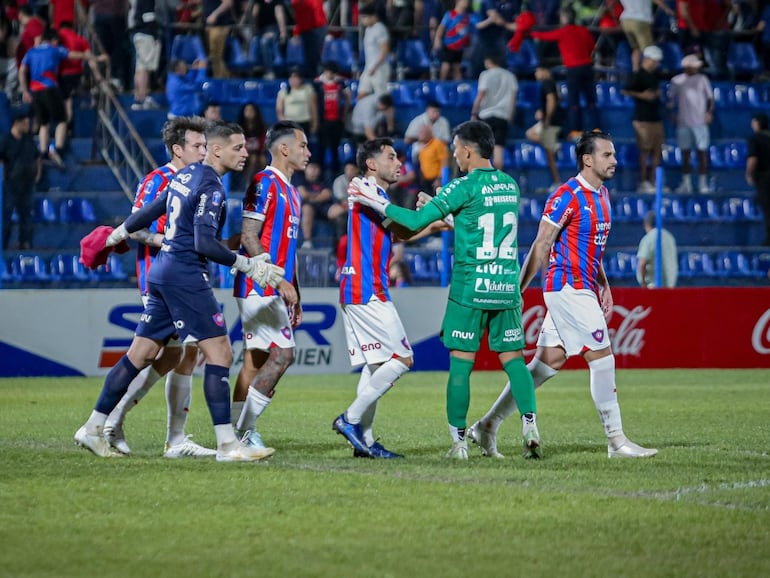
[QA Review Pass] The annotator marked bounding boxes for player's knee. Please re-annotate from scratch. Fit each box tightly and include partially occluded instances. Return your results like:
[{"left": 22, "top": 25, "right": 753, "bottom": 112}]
[{"left": 272, "top": 346, "right": 295, "bottom": 371}]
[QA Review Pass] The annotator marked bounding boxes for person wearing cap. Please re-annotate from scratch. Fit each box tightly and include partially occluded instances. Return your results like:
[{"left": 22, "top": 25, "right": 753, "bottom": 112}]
[
  {"left": 669, "top": 53, "right": 713, "bottom": 194},
  {"left": 0, "top": 108, "right": 40, "bottom": 250},
  {"left": 619, "top": 0, "right": 676, "bottom": 71},
  {"left": 746, "top": 113, "right": 770, "bottom": 246},
  {"left": 622, "top": 44, "right": 665, "bottom": 194}
]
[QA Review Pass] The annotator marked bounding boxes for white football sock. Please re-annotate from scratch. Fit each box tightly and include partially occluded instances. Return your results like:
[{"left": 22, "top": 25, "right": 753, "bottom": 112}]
[
  {"left": 236, "top": 387, "right": 272, "bottom": 431},
  {"left": 351, "top": 366, "right": 376, "bottom": 445},
  {"left": 231, "top": 401, "right": 245, "bottom": 430},
  {"left": 589, "top": 355, "right": 624, "bottom": 439},
  {"left": 346, "top": 359, "right": 409, "bottom": 425},
  {"left": 85, "top": 410, "right": 109, "bottom": 434},
  {"left": 106, "top": 366, "right": 162, "bottom": 427},
  {"left": 165, "top": 371, "right": 192, "bottom": 446},
  {"left": 449, "top": 424, "right": 465, "bottom": 442},
  {"left": 214, "top": 424, "right": 237, "bottom": 446}
]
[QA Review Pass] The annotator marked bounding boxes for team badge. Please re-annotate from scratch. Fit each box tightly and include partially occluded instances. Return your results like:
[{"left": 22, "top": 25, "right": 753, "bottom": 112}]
[
  {"left": 592, "top": 329, "right": 605, "bottom": 342},
  {"left": 213, "top": 312, "right": 225, "bottom": 327},
  {"left": 401, "top": 338, "right": 411, "bottom": 351},
  {"left": 281, "top": 327, "right": 292, "bottom": 339}
]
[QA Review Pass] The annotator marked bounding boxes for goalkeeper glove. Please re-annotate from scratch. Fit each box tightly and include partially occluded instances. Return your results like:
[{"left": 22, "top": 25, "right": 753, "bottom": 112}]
[
  {"left": 105, "top": 223, "right": 129, "bottom": 247},
  {"left": 348, "top": 177, "right": 390, "bottom": 215},
  {"left": 232, "top": 254, "right": 286, "bottom": 289}
]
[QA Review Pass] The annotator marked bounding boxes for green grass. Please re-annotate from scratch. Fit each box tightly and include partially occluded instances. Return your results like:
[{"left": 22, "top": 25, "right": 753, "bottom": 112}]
[{"left": 1, "top": 370, "right": 769, "bottom": 578}]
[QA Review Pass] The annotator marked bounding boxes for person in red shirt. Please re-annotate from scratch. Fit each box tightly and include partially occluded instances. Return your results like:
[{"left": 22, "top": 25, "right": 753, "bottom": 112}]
[
  {"left": 15, "top": 5, "right": 45, "bottom": 68},
  {"left": 530, "top": 6, "right": 597, "bottom": 136},
  {"left": 56, "top": 21, "right": 95, "bottom": 127},
  {"left": 315, "top": 61, "right": 351, "bottom": 175},
  {"left": 290, "top": 0, "right": 327, "bottom": 79}
]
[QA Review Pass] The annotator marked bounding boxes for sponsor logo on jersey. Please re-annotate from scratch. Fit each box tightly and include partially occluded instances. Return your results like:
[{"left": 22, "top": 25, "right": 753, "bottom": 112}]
[
  {"left": 361, "top": 342, "right": 382, "bottom": 352},
  {"left": 178, "top": 172, "right": 192, "bottom": 184},
  {"left": 503, "top": 328, "right": 522, "bottom": 342},
  {"left": 169, "top": 179, "right": 191, "bottom": 196},
  {"left": 451, "top": 330, "right": 475, "bottom": 339},
  {"left": 340, "top": 266, "right": 357, "bottom": 275},
  {"left": 196, "top": 194, "right": 207, "bottom": 217},
  {"left": 475, "top": 278, "right": 517, "bottom": 293}
]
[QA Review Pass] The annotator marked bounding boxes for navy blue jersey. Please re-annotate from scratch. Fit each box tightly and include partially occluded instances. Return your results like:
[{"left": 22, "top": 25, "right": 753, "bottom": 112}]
[{"left": 149, "top": 162, "right": 227, "bottom": 285}]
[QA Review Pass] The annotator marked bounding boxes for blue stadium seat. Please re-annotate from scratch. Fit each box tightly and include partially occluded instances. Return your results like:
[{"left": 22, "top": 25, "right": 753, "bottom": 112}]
[
  {"left": 659, "top": 41, "right": 683, "bottom": 75},
  {"left": 34, "top": 197, "right": 57, "bottom": 223},
  {"left": 723, "top": 142, "right": 747, "bottom": 168},
  {"left": 714, "top": 250, "right": 753, "bottom": 277},
  {"left": 556, "top": 141, "right": 577, "bottom": 169},
  {"left": 225, "top": 35, "right": 258, "bottom": 74},
  {"left": 0, "top": 257, "right": 17, "bottom": 283},
  {"left": 226, "top": 198, "right": 243, "bottom": 234},
  {"left": 94, "top": 253, "right": 128, "bottom": 281},
  {"left": 613, "top": 251, "right": 638, "bottom": 279},
  {"left": 507, "top": 39, "right": 539, "bottom": 76},
  {"left": 518, "top": 197, "right": 542, "bottom": 222},
  {"left": 727, "top": 42, "right": 761, "bottom": 78},
  {"left": 59, "top": 198, "right": 96, "bottom": 223},
  {"left": 389, "top": 82, "right": 418, "bottom": 106},
  {"left": 684, "top": 197, "right": 721, "bottom": 221},
  {"left": 658, "top": 197, "right": 686, "bottom": 221},
  {"left": 752, "top": 252, "right": 770, "bottom": 277},
  {"left": 679, "top": 251, "right": 715, "bottom": 278},
  {"left": 721, "top": 197, "right": 758, "bottom": 220},
  {"left": 321, "top": 37, "right": 355, "bottom": 75},
  {"left": 660, "top": 143, "right": 681, "bottom": 168},
  {"left": 405, "top": 251, "right": 440, "bottom": 282},
  {"left": 11, "top": 254, "right": 50, "bottom": 282},
  {"left": 614, "top": 41, "right": 633, "bottom": 76},
  {"left": 517, "top": 81, "right": 541, "bottom": 109},
  {"left": 284, "top": 38, "right": 305, "bottom": 70},
  {"left": 50, "top": 253, "right": 93, "bottom": 282},
  {"left": 338, "top": 140, "right": 356, "bottom": 165},
  {"left": 614, "top": 196, "right": 648, "bottom": 222},
  {"left": 516, "top": 143, "right": 548, "bottom": 168},
  {"left": 170, "top": 34, "right": 207, "bottom": 65},
  {"left": 397, "top": 39, "right": 431, "bottom": 78},
  {"left": 709, "top": 145, "right": 727, "bottom": 170}
]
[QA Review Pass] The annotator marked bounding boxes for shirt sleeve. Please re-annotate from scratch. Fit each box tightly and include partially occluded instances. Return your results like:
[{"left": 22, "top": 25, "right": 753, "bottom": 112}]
[{"left": 542, "top": 187, "right": 576, "bottom": 229}]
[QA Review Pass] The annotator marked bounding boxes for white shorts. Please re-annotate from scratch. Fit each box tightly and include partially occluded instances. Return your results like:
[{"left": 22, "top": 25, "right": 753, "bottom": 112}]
[
  {"left": 537, "top": 285, "right": 610, "bottom": 357},
  {"left": 237, "top": 294, "right": 294, "bottom": 351},
  {"left": 358, "top": 64, "right": 391, "bottom": 96},
  {"left": 342, "top": 298, "right": 412, "bottom": 368},
  {"left": 133, "top": 33, "right": 161, "bottom": 72},
  {"left": 141, "top": 293, "right": 185, "bottom": 347},
  {"left": 676, "top": 125, "right": 710, "bottom": 152}
]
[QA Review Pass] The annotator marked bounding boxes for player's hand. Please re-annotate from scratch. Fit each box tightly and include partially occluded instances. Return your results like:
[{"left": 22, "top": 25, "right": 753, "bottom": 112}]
[
  {"left": 348, "top": 177, "right": 390, "bottom": 215},
  {"left": 599, "top": 285, "right": 614, "bottom": 320},
  {"left": 287, "top": 302, "right": 303, "bottom": 328},
  {"left": 416, "top": 191, "right": 432, "bottom": 210},
  {"left": 276, "top": 279, "right": 298, "bottom": 306},
  {"left": 106, "top": 223, "right": 129, "bottom": 247}
]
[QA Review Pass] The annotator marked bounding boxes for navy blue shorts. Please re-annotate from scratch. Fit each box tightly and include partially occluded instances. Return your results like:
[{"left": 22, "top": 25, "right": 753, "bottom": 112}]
[{"left": 136, "top": 281, "right": 227, "bottom": 343}]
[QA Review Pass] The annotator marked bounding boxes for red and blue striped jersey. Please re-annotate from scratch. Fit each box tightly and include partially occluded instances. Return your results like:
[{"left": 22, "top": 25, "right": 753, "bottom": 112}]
[
  {"left": 340, "top": 184, "right": 392, "bottom": 304},
  {"left": 541, "top": 176, "right": 611, "bottom": 295},
  {"left": 233, "top": 166, "right": 301, "bottom": 298},
  {"left": 132, "top": 163, "right": 176, "bottom": 295},
  {"left": 21, "top": 43, "right": 69, "bottom": 91},
  {"left": 440, "top": 10, "right": 477, "bottom": 51}
]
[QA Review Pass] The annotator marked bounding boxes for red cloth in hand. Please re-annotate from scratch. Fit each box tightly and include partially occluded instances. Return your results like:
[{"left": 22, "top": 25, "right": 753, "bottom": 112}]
[
  {"left": 508, "top": 11, "right": 536, "bottom": 53},
  {"left": 79, "top": 225, "right": 130, "bottom": 270}
]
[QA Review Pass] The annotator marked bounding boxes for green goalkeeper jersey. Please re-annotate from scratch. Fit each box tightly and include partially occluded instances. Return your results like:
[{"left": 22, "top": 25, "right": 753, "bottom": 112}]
[{"left": 385, "top": 167, "right": 522, "bottom": 310}]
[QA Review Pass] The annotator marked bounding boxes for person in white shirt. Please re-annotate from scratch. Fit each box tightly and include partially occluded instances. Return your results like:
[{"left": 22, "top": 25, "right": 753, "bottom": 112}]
[
  {"left": 636, "top": 210, "right": 678, "bottom": 288},
  {"left": 619, "top": 0, "right": 675, "bottom": 71},
  {"left": 358, "top": 3, "right": 391, "bottom": 98},
  {"left": 470, "top": 53, "right": 517, "bottom": 169},
  {"left": 404, "top": 100, "right": 451, "bottom": 164}
]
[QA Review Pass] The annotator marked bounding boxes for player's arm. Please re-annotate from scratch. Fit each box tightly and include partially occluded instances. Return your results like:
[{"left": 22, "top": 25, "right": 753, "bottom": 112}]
[
  {"left": 240, "top": 215, "right": 267, "bottom": 256},
  {"left": 520, "top": 218, "right": 560, "bottom": 292},
  {"left": 109, "top": 190, "right": 169, "bottom": 242}
]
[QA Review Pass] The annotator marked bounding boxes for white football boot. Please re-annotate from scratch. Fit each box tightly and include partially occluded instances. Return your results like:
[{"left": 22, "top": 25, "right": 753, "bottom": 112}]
[
  {"left": 608, "top": 438, "right": 658, "bottom": 458},
  {"left": 75, "top": 425, "right": 121, "bottom": 458},
  {"left": 445, "top": 440, "right": 469, "bottom": 460},
  {"left": 163, "top": 435, "right": 217, "bottom": 458},
  {"left": 467, "top": 421, "right": 504, "bottom": 458},
  {"left": 103, "top": 423, "right": 131, "bottom": 455}
]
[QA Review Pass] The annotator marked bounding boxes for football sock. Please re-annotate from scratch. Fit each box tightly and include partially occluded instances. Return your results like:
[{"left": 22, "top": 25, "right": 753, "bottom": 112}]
[
  {"left": 231, "top": 401, "right": 245, "bottom": 430},
  {"left": 354, "top": 366, "right": 375, "bottom": 445},
  {"left": 106, "top": 366, "right": 161, "bottom": 427},
  {"left": 166, "top": 371, "right": 192, "bottom": 446},
  {"left": 588, "top": 355, "right": 624, "bottom": 439},
  {"left": 202, "top": 364, "right": 231, "bottom": 426},
  {"left": 449, "top": 424, "right": 466, "bottom": 443},
  {"left": 446, "top": 356, "right": 474, "bottom": 429},
  {"left": 502, "top": 356, "right": 537, "bottom": 415},
  {"left": 347, "top": 359, "right": 409, "bottom": 425},
  {"left": 95, "top": 356, "right": 142, "bottom": 416},
  {"left": 85, "top": 410, "right": 109, "bottom": 434},
  {"left": 236, "top": 387, "right": 271, "bottom": 432},
  {"left": 214, "top": 424, "right": 237, "bottom": 446}
]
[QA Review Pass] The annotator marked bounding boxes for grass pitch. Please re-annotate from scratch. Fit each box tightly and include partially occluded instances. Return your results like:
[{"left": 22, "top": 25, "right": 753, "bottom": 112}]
[{"left": 1, "top": 370, "right": 769, "bottom": 578}]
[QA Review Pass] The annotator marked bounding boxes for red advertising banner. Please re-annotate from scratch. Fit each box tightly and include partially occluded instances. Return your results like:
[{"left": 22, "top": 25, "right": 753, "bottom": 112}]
[{"left": 475, "top": 287, "right": 770, "bottom": 369}]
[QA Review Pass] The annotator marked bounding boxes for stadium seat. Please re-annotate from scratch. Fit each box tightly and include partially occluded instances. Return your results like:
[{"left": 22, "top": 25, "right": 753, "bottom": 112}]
[
  {"left": 59, "top": 198, "right": 96, "bottom": 223},
  {"left": 507, "top": 39, "right": 539, "bottom": 76},
  {"left": 727, "top": 42, "right": 761, "bottom": 78},
  {"left": 614, "top": 196, "right": 648, "bottom": 222},
  {"left": 606, "top": 84, "right": 633, "bottom": 108},
  {"left": 684, "top": 197, "right": 721, "bottom": 221},
  {"left": 34, "top": 197, "right": 57, "bottom": 223},
  {"left": 721, "top": 197, "right": 752, "bottom": 220},
  {"left": 556, "top": 141, "right": 577, "bottom": 169},
  {"left": 708, "top": 145, "right": 727, "bottom": 170},
  {"left": 225, "top": 35, "right": 258, "bottom": 75},
  {"left": 724, "top": 142, "right": 747, "bottom": 168},
  {"left": 714, "top": 250, "right": 753, "bottom": 277},
  {"left": 517, "top": 81, "right": 541, "bottom": 109},
  {"left": 516, "top": 143, "right": 548, "bottom": 168},
  {"left": 403, "top": 250, "right": 440, "bottom": 283},
  {"left": 659, "top": 42, "right": 683, "bottom": 75},
  {"left": 752, "top": 252, "right": 770, "bottom": 278},
  {"left": 0, "top": 257, "right": 16, "bottom": 283},
  {"left": 338, "top": 140, "right": 356, "bottom": 165},
  {"left": 397, "top": 39, "right": 431, "bottom": 78},
  {"left": 201, "top": 80, "right": 233, "bottom": 105},
  {"left": 284, "top": 38, "right": 305, "bottom": 70},
  {"left": 613, "top": 41, "right": 633, "bottom": 76},
  {"left": 321, "top": 37, "right": 355, "bottom": 75},
  {"left": 94, "top": 253, "right": 128, "bottom": 281},
  {"left": 50, "top": 253, "right": 92, "bottom": 282},
  {"left": 679, "top": 251, "right": 715, "bottom": 278},
  {"left": 518, "top": 197, "right": 542, "bottom": 222},
  {"left": 11, "top": 254, "right": 50, "bottom": 282},
  {"left": 389, "top": 82, "right": 417, "bottom": 106},
  {"left": 170, "top": 34, "right": 207, "bottom": 65},
  {"left": 613, "top": 251, "right": 638, "bottom": 279}
]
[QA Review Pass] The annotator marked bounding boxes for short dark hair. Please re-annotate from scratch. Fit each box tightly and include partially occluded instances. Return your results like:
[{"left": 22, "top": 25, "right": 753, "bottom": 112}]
[
  {"left": 359, "top": 3, "right": 377, "bottom": 16},
  {"left": 753, "top": 113, "right": 769, "bottom": 131},
  {"left": 205, "top": 120, "right": 244, "bottom": 142},
  {"left": 425, "top": 100, "right": 441, "bottom": 110},
  {"left": 576, "top": 130, "right": 613, "bottom": 170},
  {"left": 42, "top": 29, "right": 59, "bottom": 42},
  {"left": 357, "top": 138, "right": 394, "bottom": 174},
  {"left": 377, "top": 93, "right": 394, "bottom": 108},
  {"left": 644, "top": 210, "right": 657, "bottom": 229},
  {"left": 265, "top": 120, "right": 303, "bottom": 150},
  {"left": 452, "top": 120, "right": 495, "bottom": 160},
  {"left": 561, "top": 6, "right": 577, "bottom": 24},
  {"left": 162, "top": 116, "right": 208, "bottom": 157}
]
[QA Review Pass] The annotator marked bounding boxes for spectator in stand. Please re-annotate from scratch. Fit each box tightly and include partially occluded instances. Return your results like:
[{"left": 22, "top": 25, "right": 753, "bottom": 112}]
[
  {"left": 15, "top": 6, "right": 45, "bottom": 71},
  {"left": 330, "top": 161, "right": 358, "bottom": 244},
  {"left": 623, "top": 45, "right": 665, "bottom": 194},
  {"left": 470, "top": 0, "right": 520, "bottom": 79},
  {"left": 129, "top": 0, "right": 162, "bottom": 110},
  {"left": 389, "top": 145, "right": 419, "bottom": 210},
  {"left": 91, "top": 0, "right": 131, "bottom": 91},
  {"left": 166, "top": 59, "right": 208, "bottom": 118},
  {"left": 57, "top": 22, "right": 98, "bottom": 128},
  {"left": 19, "top": 29, "right": 95, "bottom": 168},
  {"left": 348, "top": 92, "right": 396, "bottom": 143},
  {"left": 676, "top": 0, "right": 708, "bottom": 55},
  {"left": 416, "top": 124, "right": 449, "bottom": 194},
  {"left": 203, "top": 0, "right": 237, "bottom": 78},
  {"left": 525, "top": 65, "right": 564, "bottom": 192},
  {"left": 316, "top": 61, "right": 351, "bottom": 176},
  {"left": 387, "top": 0, "right": 424, "bottom": 44},
  {"left": 389, "top": 259, "right": 412, "bottom": 287},
  {"left": 746, "top": 112, "right": 770, "bottom": 246},
  {"left": 358, "top": 3, "right": 390, "bottom": 98},
  {"left": 470, "top": 52, "right": 517, "bottom": 170},
  {"left": 252, "top": 0, "right": 288, "bottom": 80},
  {"left": 0, "top": 107, "right": 40, "bottom": 250},
  {"left": 757, "top": 3, "right": 770, "bottom": 77},
  {"left": 404, "top": 100, "right": 451, "bottom": 165},
  {"left": 636, "top": 210, "right": 678, "bottom": 288},
  {"left": 620, "top": 0, "right": 676, "bottom": 71},
  {"left": 276, "top": 68, "right": 318, "bottom": 142},
  {"left": 296, "top": 160, "right": 333, "bottom": 248},
  {"left": 290, "top": 0, "right": 327, "bottom": 80},
  {"left": 238, "top": 102, "right": 267, "bottom": 188},
  {"left": 669, "top": 53, "right": 713, "bottom": 194},
  {"left": 432, "top": 0, "right": 478, "bottom": 81},
  {"left": 50, "top": 0, "right": 81, "bottom": 31},
  {"left": 530, "top": 6, "right": 597, "bottom": 138},
  {"left": 203, "top": 100, "right": 222, "bottom": 121}
]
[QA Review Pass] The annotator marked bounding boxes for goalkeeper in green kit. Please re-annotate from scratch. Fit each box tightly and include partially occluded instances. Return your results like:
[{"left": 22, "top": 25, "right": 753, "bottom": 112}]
[{"left": 348, "top": 121, "right": 540, "bottom": 460}]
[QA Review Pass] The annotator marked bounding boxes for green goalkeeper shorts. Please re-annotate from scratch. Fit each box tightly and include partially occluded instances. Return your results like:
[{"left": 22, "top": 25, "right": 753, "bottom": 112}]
[{"left": 440, "top": 299, "right": 526, "bottom": 353}]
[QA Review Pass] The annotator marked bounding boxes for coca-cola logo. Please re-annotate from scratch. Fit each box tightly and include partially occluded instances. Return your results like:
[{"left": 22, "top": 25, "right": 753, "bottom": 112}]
[
  {"left": 522, "top": 303, "right": 651, "bottom": 357},
  {"left": 752, "top": 309, "right": 770, "bottom": 355}
]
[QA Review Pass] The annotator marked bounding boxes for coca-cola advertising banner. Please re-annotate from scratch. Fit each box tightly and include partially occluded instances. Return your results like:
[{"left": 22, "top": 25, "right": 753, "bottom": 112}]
[{"left": 476, "top": 287, "right": 770, "bottom": 370}]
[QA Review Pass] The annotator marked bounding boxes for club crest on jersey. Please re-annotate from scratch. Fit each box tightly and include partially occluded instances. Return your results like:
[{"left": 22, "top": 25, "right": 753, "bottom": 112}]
[
  {"left": 212, "top": 191, "right": 222, "bottom": 206},
  {"left": 213, "top": 312, "right": 225, "bottom": 327},
  {"left": 592, "top": 329, "right": 605, "bottom": 342},
  {"left": 178, "top": 173, "right": 192, "bottom": 184},
  {"left": 551, "top": 197, "right": 562, "bottom": 210},
  {"left": 282, "top": 326, "right": 292, "bottom": 339}
]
